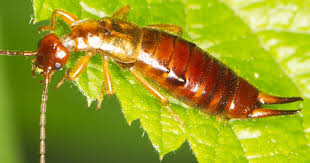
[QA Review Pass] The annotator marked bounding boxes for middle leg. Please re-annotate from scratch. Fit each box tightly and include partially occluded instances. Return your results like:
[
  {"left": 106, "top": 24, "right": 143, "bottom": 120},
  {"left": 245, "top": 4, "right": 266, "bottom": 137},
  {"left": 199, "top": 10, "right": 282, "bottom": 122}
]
[{"left": 97, "top": 56, "right": 114, "bottom": 109}]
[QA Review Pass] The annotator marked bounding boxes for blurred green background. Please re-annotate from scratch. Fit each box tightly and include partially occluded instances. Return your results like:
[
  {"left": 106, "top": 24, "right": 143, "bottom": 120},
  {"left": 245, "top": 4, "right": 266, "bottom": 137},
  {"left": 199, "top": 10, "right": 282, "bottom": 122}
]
[{"left": 0, "top": 0, "right": 196, "bottom": 162}]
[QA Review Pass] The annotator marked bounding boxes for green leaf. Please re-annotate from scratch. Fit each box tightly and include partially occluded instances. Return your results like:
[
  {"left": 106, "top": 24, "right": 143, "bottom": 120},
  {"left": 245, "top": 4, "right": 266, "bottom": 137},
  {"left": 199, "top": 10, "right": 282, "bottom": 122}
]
[
  {"left": 0, "top": 40, "right": 21, "bottom": 163},
  {"left": 33, "top": 0, "right": 310, "bottom": 162}
]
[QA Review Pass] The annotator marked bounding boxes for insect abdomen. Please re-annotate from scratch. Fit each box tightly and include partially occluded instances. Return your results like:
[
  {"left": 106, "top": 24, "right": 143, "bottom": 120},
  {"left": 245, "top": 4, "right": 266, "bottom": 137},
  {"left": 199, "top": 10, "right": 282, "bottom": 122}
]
[{"left": 135, "top": 28, "right": 259, "bottom": 117}]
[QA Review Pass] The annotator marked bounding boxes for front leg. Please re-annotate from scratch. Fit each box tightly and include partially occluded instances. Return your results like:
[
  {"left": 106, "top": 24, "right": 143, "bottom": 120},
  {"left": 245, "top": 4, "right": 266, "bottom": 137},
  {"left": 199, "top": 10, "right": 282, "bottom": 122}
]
[
  {"left": 38, "top": 9, "right": 79, "bottom": 33},
  {"left": 56, "top": 52, "right": 92, "bottom": 89}
]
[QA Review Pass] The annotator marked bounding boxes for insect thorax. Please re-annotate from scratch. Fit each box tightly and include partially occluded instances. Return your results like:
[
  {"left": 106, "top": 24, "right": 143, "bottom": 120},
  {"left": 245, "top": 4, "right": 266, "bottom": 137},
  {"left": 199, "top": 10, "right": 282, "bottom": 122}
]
[{"left": 61, "top": 18, "right": 143, "bottom": 63}]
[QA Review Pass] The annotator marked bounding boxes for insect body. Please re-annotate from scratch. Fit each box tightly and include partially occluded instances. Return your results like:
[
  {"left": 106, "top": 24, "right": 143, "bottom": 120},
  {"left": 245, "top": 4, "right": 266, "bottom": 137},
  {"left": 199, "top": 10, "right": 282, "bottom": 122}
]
[
  {"left": 135, "top": 29, "right": 303, "bottom": 118},
  {"left": 0, "top": 6, "right": 303, "bottom": 163}
]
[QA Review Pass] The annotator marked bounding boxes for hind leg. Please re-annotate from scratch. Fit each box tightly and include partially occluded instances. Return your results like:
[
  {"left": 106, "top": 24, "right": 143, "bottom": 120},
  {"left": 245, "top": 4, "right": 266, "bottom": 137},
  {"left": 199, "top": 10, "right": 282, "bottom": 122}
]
[{"left": 129, "top": 67, "right": 184, "bottom": 126}]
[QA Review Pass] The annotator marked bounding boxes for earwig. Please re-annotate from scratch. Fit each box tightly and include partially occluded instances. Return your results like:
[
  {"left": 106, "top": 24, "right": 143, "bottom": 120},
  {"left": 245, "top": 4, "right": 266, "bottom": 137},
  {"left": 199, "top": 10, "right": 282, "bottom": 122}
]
[{"left": 0, "top": 6, "right": 303, "bottom": 163}]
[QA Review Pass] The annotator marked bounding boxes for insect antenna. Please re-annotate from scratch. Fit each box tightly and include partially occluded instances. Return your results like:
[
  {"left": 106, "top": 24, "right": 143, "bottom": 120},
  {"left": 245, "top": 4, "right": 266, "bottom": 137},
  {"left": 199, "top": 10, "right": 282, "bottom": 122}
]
[
  {"left": 0, "top": 50, "right": 37, "bottom": 56},
  {"left": 40, "top": 70, "right": 51, "bottom": 163},
  {"left": 0, "top": 50, "right": 38, "bottom": 77}
]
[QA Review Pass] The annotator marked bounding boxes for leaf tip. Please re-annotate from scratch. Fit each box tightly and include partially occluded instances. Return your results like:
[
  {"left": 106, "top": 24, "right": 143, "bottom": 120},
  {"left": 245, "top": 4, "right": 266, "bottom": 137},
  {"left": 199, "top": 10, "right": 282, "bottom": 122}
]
[
  {"left": 128, "top": 120, "right": 133, "bottom": 126},
  {"left": 87, "top": 98, "right": 92, "bottom": 107}
]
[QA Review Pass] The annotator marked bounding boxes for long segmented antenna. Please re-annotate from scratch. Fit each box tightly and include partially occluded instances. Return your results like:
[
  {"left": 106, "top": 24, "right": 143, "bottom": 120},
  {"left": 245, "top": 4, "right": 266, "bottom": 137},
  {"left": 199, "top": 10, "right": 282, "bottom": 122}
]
[
  {"left": 0, "top": 50, "right": 37, "bottom": 56},
  {"left": 40, "top": 71, "right": 51, "bottom": 163},
  {"left": 0, "top": 50, "right": 38, "bottom": 77}
]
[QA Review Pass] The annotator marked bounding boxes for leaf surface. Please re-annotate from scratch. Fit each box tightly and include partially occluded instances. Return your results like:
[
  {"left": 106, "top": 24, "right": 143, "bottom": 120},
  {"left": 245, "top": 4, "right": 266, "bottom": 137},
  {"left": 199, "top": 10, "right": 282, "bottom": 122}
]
[{"left": 33, "top": 0, "right": 310, "bottom": 162}]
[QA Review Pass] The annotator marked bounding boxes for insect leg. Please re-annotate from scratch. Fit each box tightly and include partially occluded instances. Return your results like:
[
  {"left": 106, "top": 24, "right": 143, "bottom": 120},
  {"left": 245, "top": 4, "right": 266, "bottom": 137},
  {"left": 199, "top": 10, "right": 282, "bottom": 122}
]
[
  {"left": 129, "top": 67, "right": 184, "bottom": 126},
  {"left": 112, "top": 5, "right": 130, "bottom": 20},
  {"left": 38, "top": 9, "right": 79, "bottom": 33},
  {"left": 97, "top": 56, "right": 114, "bottom": 109},
  {"left": 103, "top": 56, "right": 114, "bottom": 95},
  {"left": 258, "top": 91, "right": 303, "bottom": 104},
  {"left": 56, "top": 52, "right": 92, "bottom": 88},
  {"left": 146, "top": 24, "right": 183, "bottom": 36},
  {"left": 31, "top": 58, "right": 37, "bottom": 78},
  {"left": 249, "top": 108, "right": 301, "bottom": 118}
]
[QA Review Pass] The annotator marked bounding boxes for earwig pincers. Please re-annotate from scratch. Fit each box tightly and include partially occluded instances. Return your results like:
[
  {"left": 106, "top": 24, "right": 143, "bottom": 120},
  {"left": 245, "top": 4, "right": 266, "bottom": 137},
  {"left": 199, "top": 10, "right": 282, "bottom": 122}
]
[{"left": 0, "top": 6, "right": 303, "bottom": 163}]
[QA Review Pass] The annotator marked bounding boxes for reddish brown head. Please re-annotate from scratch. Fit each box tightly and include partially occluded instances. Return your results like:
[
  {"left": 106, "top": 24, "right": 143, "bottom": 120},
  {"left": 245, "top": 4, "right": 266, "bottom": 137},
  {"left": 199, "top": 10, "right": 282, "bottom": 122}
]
[
  {"left": 36, "top": 33, "right": 70, "bottom": 72},
  {"left": 0, "top": 33, "right": 71, "bottom": 163}
]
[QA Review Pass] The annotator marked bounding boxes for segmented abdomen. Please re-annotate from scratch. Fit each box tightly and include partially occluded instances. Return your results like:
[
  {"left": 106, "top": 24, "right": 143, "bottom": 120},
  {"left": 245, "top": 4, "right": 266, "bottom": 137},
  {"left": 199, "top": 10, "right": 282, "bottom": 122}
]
[{"left": 134, "top": 28, "right": 258, "bottom": 116}]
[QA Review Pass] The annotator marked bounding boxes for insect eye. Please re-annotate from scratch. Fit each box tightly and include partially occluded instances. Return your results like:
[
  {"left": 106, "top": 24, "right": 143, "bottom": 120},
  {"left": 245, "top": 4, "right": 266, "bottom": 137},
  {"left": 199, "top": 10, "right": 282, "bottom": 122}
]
[{"left": 54, "top": 62, "right": 62, "bottom": 70}]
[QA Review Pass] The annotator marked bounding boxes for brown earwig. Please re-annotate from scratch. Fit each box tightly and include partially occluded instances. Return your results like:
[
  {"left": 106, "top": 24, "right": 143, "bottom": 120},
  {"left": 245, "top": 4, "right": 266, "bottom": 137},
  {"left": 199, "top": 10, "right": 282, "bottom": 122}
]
[{"left": 0, "top": 6, "right": 303, "bottom": 163}]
